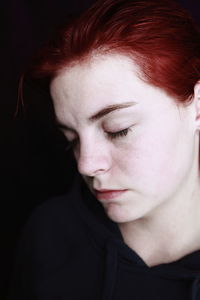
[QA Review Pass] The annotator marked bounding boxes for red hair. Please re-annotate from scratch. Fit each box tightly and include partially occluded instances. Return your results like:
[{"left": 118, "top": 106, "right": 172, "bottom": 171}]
[{"left": 29, "top": 0, "right": 200, "bottom": 102}]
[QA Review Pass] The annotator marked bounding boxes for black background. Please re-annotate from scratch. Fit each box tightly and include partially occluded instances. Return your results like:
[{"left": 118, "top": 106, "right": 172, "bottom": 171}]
[{"left": 1, "top": 0, "right": 200, "bottom": 299}]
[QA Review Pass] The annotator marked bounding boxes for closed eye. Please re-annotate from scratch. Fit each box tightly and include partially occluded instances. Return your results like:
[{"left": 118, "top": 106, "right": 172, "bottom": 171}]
[
  {"left": 107, "top": 127, "right": 131, "bottom": 139},
  {"left": 65, "top": 139, "right": 78, "bottom": 152},
  {"left": 64, "top": 127, "right": 131, "bottom": 151}
]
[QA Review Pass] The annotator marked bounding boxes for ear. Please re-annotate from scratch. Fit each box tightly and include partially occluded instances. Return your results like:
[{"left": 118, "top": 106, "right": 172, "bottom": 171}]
[{"left": 194, "top": 81, "right": 200, "bottom": 130}]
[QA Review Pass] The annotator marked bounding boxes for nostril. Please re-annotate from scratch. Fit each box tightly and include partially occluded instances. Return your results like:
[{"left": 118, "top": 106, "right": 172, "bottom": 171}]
[
  {"left": 77, "top": 153, "right": 110, "bottom": 177},
  {"left": 76, "top": 139, "right": 111, "bottom": 176}
]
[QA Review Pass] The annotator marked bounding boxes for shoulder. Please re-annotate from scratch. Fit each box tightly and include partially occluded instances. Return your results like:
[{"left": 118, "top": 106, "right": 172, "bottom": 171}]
[
  {"left": 16, "top": 189, "right": 88, "bottom": 261},
  {"left": 28, "top": 192, "right": 78, "bottom": 227},
  {"left": 9, "top": 189, "right": 105, "bottom": 300},
  {"left": 25, "top": 174, "right": 91, "bottom": 234}
]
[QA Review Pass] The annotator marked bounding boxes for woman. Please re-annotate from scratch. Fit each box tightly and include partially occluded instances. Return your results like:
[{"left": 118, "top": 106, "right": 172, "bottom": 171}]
[{"left": 9, "top": 0, "right": 200, "bottom": 299}]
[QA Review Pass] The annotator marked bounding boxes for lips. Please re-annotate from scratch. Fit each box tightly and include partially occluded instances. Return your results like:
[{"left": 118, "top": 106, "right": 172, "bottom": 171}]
[{"left": 94, "top": 189, "right": 128, "bottom": 201}]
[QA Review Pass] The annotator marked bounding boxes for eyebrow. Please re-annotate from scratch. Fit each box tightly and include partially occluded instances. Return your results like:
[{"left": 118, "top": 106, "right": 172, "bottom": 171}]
[
  {"left": 56, "top": 101, "right": 137, "bottom": 131},
  {"left": 89, "top": 101, "right": 137, "bottom": 122}
]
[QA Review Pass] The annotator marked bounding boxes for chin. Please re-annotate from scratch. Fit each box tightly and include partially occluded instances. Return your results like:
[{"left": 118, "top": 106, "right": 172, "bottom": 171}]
[{"left": 104, "top": 203, "right": 139, "bottom": 224}]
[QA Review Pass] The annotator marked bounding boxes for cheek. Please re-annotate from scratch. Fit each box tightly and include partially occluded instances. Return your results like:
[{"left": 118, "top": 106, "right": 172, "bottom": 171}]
[
  {"left": 114, "top": 125, "right": 187, "bottom": 194},
  {"left": 116, "top": 130, "right": 173, "bottom": 171}
]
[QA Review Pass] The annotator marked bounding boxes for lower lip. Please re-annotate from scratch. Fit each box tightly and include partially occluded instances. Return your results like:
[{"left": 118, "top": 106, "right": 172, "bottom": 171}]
[{"left": 95, "top": 190, "right": 128, "bottom": 201}]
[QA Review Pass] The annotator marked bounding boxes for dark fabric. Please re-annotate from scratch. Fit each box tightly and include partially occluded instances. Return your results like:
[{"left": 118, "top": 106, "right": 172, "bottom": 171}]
[{"left": 8, "top": 174, "right": 200, "bottom": 299}]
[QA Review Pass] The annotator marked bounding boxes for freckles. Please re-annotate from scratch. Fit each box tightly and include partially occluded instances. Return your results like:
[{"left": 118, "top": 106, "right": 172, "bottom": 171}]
[
  {"left": 120, "top": 140, "right": 164, "bottom": 178},
  {"left": 114, "top": 143, "right": 141, "bottom": 171}
]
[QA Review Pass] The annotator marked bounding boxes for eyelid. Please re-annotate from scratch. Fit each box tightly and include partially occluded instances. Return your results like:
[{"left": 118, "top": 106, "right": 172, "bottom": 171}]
[
  {"left": 59, "top": 129, "right": 78, "bottom": 152},
  {"left": 107, "top": 127, "right": 131, "bottom": 139},
  {"left": 64, "top": 126, "right": 133, "bottom": 151},
  {"left": 65, "top": 139, "right": 78, "bottom": 152}
]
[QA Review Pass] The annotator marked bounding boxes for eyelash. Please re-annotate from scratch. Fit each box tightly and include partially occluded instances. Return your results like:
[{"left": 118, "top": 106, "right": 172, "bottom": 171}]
[
  {"left": 107, "top": 128, "right": 130, "bottom": 139},
  {"left": 65, "top": 127, "right": 131, "bottom": 151}
]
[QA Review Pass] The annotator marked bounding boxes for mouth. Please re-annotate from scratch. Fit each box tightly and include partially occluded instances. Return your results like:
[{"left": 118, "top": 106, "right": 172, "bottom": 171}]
[{"left": 94, "top": 189, "right": 128, "bottom": 201}]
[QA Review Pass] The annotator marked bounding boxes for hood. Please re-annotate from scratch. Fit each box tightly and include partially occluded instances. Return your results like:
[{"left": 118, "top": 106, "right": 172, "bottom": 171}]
[{"left": 71, "top": 174, "right": 200, "bottom": 300}]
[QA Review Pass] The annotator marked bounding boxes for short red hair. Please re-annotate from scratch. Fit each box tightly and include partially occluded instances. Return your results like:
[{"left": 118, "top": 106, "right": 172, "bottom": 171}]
[{"left": 29, "top": 0, "right": 200, "bottom": 102}]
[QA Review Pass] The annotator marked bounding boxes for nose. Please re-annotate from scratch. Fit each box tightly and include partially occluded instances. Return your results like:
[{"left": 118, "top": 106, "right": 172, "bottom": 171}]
[{"left": 75, "top": 140, "right": 111, "bottom": 177}]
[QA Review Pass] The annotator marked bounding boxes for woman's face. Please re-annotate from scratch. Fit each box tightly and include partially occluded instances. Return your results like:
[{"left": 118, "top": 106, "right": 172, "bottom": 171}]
[{"left": 50, "top": 53, "right": 199, "bottom": 223}]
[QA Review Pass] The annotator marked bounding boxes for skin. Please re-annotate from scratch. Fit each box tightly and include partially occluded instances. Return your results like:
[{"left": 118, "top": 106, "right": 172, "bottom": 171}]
[{"left": 50, "top": 53, "right": 200, "bottom": 266}]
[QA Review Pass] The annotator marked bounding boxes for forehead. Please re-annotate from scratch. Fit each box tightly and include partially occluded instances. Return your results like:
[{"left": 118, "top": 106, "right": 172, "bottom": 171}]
[
  {"left": 50, "top": 53, "right": 142, "bottom": 107},
  {"left": 50, "top": 53, "right": 176, "bottom": 125}
]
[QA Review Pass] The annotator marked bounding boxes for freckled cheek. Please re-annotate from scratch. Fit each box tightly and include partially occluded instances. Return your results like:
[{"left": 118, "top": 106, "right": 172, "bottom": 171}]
[
  {"left": 113, "top": 144, "right": 142, "bottom": 175},
  {"left": 114, "top": 139, "right": 173, "bottom": 182}
]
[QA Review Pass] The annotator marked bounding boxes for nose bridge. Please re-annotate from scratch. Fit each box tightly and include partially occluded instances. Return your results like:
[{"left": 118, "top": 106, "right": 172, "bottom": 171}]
[{"left": 77, "top": 136, "right": 110, "bottom": 176}]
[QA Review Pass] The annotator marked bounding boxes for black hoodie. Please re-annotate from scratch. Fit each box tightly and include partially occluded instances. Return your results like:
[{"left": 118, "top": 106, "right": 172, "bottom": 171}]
[{"left": 9, "top": 174, "right": 200, "bottom": 300}]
